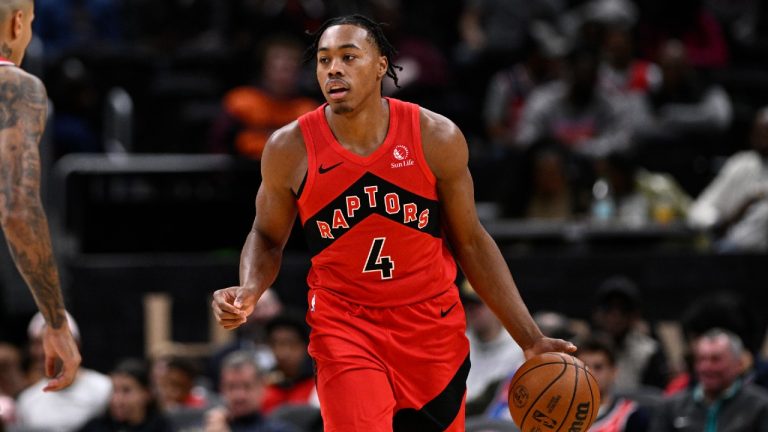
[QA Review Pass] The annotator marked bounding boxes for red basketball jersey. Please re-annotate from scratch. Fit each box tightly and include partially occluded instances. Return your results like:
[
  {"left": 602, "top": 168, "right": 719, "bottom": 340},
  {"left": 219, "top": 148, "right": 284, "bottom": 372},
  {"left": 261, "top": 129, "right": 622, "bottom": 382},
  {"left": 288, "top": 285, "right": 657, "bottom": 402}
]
[{"left": 296, "top": 98, "right": 457, "bottom": 307}]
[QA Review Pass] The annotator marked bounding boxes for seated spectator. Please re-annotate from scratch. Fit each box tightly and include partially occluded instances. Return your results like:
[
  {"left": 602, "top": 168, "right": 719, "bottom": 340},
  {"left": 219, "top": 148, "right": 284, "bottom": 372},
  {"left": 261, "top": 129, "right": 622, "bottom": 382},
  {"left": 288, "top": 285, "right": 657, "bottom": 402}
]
[
  {"left": 261, "top": 310, "right": 317, "bottom": 414},
  {"left": 650, "top": 328, "right": 768, "bottom": 431},
  {"left": 79, "top": 358, "right": 171, "bottom": 432},
  {"left": 154, "top": 356, "right": 210, "bottom": 413},
  {"left": 205, "top": 351, "right": 298, "bottom": 432},
  {"left": 524, "top": 147, "right": 575, "bottom": 220},
  {"left": 688, "top": 107, "right": 768, "bottom": 253},
  {"left": 0, "top": 342, "right": 25, "bottom": 426},
  {"left": 591, "top": 276, "right": 670, "bottom": 392},
  {"left": 598, "top": 22, "right": 660, "bottom": 97},
  {"left": 209, "top": 35, "right": 318, "bottom": 159},
  {"left": 576, "top": 337, "right": 651, "bottom": 432},
  {"left": 483, "top": 33, "right": 560, "bottom": 149},
  {"left": 667, "top": 291, "right": 766, "bottom": 395},
  {"left": 461, "top": 280, "right": 525, "bottom": 416},
  {"left": 515, "top": 42, "right": 636, "bottom": 160},
  {"left": 15, "top": 312, "right": 112, "bottom": 432},
  {"left": 638, "top": 40, "right": 732, "bottom": 142}
]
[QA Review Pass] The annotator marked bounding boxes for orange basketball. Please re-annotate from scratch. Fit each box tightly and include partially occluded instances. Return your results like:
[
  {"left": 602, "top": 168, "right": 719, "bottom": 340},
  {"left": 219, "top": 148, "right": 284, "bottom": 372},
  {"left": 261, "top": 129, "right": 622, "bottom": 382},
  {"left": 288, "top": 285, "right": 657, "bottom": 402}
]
[{"left": 508, "top": 352, "right": 600, "bottom": 432}]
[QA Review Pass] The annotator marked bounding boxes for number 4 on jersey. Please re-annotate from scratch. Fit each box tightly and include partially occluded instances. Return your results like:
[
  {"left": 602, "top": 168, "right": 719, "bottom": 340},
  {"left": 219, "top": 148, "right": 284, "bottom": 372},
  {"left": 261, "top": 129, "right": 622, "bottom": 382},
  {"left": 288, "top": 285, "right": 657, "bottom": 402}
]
[{"left": 364, "top": 237, "right": 394, "bottom": 279}]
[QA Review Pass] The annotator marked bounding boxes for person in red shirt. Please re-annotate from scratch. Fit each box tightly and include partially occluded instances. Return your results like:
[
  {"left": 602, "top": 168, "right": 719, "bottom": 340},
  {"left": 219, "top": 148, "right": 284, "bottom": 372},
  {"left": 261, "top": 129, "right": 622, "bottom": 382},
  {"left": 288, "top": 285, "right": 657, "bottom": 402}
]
[
  {"left": 260, "top": 310, "right": 317, "bottom": 414},
  {"left": 212, "top": 14, "right": 575, "bottom": 431},
  {"left": 211, "top": 35, "right": 318, "bottom": 160}
]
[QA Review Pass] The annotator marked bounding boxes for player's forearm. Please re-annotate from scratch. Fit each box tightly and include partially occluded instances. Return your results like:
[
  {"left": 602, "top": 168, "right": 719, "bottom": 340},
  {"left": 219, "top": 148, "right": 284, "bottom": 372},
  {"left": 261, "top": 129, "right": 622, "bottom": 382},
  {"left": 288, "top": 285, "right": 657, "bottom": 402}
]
[
  {"left": 1, "top": 201, "right": 65, "bottom": 329},
  {"left": 238, "top": 229, "right": 283, "bottom": 297},
  {"left": 453, "top": 229, "right": 544, "bottom": 349}
]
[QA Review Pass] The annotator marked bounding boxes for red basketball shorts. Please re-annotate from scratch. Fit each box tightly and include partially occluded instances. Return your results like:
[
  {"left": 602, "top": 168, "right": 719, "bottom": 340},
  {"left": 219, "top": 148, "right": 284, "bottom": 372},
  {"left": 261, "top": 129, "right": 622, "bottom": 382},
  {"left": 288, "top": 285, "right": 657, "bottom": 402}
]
[{"left": 306, "top": 287, "right": 470, "bottom": 432}]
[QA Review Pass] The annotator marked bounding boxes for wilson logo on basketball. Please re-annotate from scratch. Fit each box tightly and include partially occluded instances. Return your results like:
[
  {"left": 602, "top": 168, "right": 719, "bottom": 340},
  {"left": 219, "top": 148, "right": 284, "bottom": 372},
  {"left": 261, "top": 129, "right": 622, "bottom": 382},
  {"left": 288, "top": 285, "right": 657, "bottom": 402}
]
[
  {"left": 567, "top": 402, "right": 591, "bottom": 432},
  {"left": 512, "top": 385, "right": 529, "bottom": 408}
]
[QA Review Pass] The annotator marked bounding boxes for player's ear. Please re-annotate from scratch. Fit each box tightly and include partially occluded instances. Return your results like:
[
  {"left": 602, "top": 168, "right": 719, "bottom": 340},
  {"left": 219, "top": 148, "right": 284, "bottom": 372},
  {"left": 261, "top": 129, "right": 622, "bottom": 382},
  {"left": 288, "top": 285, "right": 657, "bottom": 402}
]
[
  {"left": 377, "top": 55, "right": 387, "bottom": 80},
  {"left": 11, "top": 9, "right": 23, "bottom": 40}
]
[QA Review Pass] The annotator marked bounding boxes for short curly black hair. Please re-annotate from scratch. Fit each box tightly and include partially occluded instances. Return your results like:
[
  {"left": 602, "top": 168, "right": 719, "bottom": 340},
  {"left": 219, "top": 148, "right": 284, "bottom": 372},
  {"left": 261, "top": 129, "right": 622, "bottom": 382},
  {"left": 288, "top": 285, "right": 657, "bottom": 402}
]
[{"left": 305, "top": 14, "right": 402, "bottom": 88}]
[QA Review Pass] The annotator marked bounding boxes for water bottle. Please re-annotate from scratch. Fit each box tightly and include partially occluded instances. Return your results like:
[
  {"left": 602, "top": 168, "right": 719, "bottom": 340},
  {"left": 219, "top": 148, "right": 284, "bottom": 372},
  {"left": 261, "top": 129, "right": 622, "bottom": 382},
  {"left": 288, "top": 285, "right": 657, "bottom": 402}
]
[{"left": 591, "top": 177, "right": 616, "bottom": 222}]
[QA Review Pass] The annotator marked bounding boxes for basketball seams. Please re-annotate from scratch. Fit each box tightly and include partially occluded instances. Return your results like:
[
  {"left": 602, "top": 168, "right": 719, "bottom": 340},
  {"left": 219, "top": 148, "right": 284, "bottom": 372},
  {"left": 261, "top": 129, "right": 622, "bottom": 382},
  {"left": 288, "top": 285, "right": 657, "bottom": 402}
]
[
  {"left": 553, "top": 354, "right": 578, "bottom": 432},
  {"left": 509, "top": 353, "right": 600, "bottom": 432},
  {"left": 516, "top": 355, "right": 568, "bottom": 427},
  {"left": 581, "top": 365, "right": 600, "bottom": 429}
]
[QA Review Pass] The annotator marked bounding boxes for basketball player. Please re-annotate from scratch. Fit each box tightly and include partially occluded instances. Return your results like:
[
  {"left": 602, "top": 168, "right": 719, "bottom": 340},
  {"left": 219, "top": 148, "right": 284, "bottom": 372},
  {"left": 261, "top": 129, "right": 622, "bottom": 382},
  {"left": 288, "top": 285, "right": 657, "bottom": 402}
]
[
  {"left": 212, "top": 14, "right": 575, "bottom": 431},
  {"left": 0, "top": 0, "right": 81, "bottom": 391}
]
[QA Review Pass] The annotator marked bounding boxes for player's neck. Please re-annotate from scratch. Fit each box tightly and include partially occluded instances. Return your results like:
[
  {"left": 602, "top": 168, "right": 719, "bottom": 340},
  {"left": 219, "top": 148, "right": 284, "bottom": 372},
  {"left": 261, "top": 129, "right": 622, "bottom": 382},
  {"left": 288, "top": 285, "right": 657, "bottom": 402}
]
[{"left": 326, "top": 96, "right": 389, "bottom": 157}]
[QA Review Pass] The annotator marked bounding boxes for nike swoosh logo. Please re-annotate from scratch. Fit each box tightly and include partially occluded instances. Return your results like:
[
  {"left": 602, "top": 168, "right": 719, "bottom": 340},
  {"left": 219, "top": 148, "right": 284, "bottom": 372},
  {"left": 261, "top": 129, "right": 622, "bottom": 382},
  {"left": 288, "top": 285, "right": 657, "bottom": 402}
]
[
  {"left": 318, "top": 161, "right": 343, "bottom": 174},
  {"left": 440, "top": 302, "right": 458, "bottom": 318}
]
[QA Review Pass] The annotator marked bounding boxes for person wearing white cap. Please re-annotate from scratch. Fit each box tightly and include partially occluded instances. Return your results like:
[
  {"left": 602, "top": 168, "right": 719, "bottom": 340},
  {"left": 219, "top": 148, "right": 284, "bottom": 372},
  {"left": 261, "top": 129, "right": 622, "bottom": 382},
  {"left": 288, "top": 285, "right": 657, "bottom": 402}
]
[{"left": 14, "top": 312, "right": 112, "bottom": 432}]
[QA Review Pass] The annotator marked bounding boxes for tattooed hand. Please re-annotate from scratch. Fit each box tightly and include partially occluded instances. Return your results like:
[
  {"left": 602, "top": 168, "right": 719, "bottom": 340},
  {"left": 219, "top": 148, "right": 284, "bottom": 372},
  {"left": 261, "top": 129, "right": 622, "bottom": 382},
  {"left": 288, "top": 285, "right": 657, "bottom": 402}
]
[{"left": 0, "top": 66, "right": 81, "bottom": 390}]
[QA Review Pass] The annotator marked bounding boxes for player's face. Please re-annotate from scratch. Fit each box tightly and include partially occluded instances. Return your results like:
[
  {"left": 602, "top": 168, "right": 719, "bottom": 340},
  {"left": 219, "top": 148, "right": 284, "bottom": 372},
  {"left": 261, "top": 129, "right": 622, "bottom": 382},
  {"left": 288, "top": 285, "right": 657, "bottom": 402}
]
[
  {"left": 109, "top": 373, "right": 151, "bottom": 424},
  {"left": 316, "top": 24, "right": 387, "bottom": 114},
  {"left": 220, "top": 365, "right": 264, "bottom": 418},
  {"left": 694, "top": 336, "right": 742, "bottom": 397},
  {"left": 269, "top": 327, "right": 307, "bottom": 378},
  {"left": 577, "top": 351, "right": 615, "bottom": 397}
]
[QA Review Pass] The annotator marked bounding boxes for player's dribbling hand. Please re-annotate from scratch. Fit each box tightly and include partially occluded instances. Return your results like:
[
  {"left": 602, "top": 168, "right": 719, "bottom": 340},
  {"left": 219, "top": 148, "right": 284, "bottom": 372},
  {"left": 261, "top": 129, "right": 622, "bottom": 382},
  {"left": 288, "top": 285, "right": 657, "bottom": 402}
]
[
  {"left": 523, "top": 337, "right": 577, "bottom": 360},
  {"left": 41, "top": 324, "right": 82, "bottom": 392},
  {"left": 211, "top": 286, "right": 258, "bottom": 330}
]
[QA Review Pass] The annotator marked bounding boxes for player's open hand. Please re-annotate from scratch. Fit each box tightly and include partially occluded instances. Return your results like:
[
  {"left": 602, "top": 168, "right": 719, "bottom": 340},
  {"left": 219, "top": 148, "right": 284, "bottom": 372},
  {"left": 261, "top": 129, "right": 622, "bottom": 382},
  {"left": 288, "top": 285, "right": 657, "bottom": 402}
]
[
  {"left": 524, "top": 337, "right": 577, "bottom": 360},
  {"left": 211, "top": 286, "right": 258, "bottom": 330},
  {"left": 41, "top": 324, "right": 82, "bottom": 392}
]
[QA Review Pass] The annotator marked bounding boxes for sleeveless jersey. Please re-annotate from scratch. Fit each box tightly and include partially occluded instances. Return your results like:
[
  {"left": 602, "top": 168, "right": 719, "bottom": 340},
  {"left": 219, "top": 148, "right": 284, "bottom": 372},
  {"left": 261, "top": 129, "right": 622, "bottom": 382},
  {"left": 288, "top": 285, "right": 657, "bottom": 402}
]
[{"left": 296, "top": 98, "right": 457, "bottom": 307}]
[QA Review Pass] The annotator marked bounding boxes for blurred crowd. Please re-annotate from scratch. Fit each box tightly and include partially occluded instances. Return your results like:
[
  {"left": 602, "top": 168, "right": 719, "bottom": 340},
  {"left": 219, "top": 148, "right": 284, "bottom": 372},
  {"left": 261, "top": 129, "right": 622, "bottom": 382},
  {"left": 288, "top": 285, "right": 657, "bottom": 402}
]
[
  {"left": 3, "top": 276, "right": 768, "bottom": 431},
  {"left": 31, "top": 0, "right": 768, "bottom": 253},
  {"left": 4, "top": 0, "right": 768, "bottom": 430}
]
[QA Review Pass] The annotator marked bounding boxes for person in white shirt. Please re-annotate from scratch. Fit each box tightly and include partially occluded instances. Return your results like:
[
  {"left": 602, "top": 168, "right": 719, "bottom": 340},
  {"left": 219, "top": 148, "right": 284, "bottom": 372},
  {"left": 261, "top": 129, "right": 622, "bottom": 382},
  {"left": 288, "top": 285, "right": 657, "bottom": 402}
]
[
  {"left": 14, "top": 313, "right": 112, "bottom": 432},
  {"left": 462, "top": 279, "right": 525, "bottom": 415},
  {"left": 688, "top": 107, "right": 768, "bottom": 252}
]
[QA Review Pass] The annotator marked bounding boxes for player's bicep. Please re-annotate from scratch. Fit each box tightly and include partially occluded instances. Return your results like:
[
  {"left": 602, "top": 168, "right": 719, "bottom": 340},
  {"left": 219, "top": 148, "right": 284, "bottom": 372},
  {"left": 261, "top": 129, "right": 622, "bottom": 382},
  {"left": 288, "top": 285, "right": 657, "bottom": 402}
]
[
  {"left": 251, "top": 180, "right": 297, "bottom": 248},
  {"left": 248, "top": 125, "right": 303, "bottom": 247}
]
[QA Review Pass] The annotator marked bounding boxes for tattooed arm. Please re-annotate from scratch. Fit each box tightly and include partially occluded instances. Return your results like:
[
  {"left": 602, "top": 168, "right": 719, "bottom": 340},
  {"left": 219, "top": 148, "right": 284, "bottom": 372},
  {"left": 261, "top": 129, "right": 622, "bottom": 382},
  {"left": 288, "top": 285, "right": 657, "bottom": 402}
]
[{"left": 0, "top": 67, "right": 81, "bottom": 391}]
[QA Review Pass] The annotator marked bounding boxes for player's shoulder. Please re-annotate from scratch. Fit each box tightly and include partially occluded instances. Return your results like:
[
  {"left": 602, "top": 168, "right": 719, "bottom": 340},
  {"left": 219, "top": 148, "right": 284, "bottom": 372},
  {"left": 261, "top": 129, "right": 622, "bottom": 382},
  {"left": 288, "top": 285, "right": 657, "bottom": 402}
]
[
  {"left": 261, "top": 120, "right": 307, "bottom": 186},
  {"left": 263, "top": 120, "right": 306, "bottom": 157},
  {"left": 418, "top": 106, "right": 464, "bottom": 146},
  {"left": 0, "top": 66, "right": 45, "bottom": 94}
]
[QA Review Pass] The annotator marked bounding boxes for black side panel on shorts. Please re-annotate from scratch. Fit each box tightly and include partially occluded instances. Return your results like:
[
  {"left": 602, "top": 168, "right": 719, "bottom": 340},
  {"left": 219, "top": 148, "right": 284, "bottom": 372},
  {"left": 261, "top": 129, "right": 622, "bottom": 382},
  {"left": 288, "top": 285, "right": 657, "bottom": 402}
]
[{"left": 392, "top": 354, "right": 471, "bottom": 432}]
